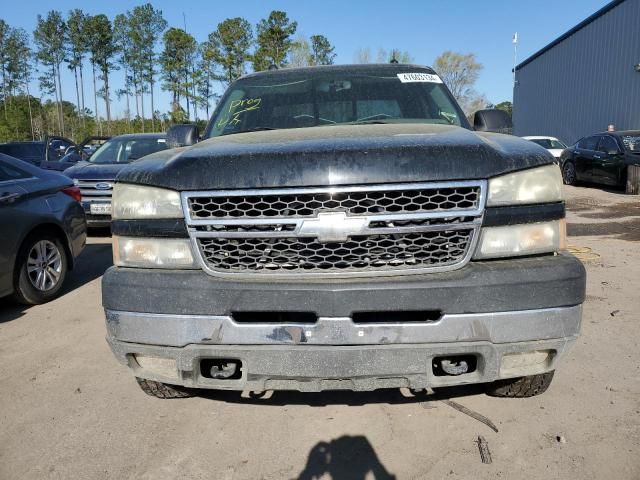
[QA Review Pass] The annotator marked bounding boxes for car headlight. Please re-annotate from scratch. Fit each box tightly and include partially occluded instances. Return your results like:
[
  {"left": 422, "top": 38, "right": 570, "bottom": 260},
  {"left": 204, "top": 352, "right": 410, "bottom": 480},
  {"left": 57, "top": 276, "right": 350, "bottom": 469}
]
[
  {"left": 112, "top": 236, "right": 198, "bottom": 268},
  {"left": 474, "top": 220, "right": 566, "bottom": 259},
  {"left": 112, "top": 183, "right": 182, "bottom": 219},
  {"left": 487, "top": 164, "right": 562, "bottom": 206}
]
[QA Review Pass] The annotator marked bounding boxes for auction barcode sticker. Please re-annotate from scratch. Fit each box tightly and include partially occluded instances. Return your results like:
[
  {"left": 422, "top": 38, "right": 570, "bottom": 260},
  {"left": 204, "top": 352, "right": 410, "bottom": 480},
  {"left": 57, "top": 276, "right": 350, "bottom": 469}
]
[{"left": 397, "top": 73, "right": 443, "bottom": 83}]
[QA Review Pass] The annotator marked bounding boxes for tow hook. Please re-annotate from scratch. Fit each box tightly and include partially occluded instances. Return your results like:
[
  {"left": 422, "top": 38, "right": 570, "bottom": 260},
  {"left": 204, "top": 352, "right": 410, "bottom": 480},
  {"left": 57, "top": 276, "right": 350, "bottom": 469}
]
[
  {"left": 439, "top": 358, "right": 469, "bottom": 376},
  {"left": 207, "top": 360, "right": 241, "bottom": 379}
]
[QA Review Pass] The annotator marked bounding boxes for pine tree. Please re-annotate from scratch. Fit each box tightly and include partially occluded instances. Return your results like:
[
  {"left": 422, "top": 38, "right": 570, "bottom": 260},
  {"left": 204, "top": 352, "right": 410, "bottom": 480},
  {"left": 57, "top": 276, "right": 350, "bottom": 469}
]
[
  {"left": 129, "top": 4, "right": 166, "bottom": 131},
  {"left": 309, "top": 35, "right": 336, "bottom": 65},
  {"left": 252, "top": 11, "right": 297, "bottom": 71},
  {"left": 160, "top": 27, "right": 196, "bottom": 120},
  {"left": 66, "top": 9, "right": 88, "bottom": 127},
  {"left": 33, "top": 11, "right": 67, "bottom": 135}
]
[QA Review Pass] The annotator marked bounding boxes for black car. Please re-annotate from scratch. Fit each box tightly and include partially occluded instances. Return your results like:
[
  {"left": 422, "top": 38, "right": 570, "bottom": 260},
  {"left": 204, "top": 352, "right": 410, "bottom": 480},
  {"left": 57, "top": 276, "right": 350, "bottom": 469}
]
[
  {"left": 0, "top": 153, "right": 86, "bottom": 304},
  {"left": 102, "top": 64, "right": 585, "bottom": 400},
  {"left": 560, "top": 130, "right": 640, "bottom": 187},
  {"left": 0, "top": 136, "right": 77, "bottom": 170},
  {"left": 63, "top": 133, "right": 168, "bottom": 227}
]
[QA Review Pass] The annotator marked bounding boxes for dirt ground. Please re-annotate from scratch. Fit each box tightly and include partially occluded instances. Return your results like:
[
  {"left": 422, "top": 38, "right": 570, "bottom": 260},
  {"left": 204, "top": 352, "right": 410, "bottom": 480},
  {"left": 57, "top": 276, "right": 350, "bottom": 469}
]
[{"left": 0, "top": 185, "right": 639, "bottom": 480}]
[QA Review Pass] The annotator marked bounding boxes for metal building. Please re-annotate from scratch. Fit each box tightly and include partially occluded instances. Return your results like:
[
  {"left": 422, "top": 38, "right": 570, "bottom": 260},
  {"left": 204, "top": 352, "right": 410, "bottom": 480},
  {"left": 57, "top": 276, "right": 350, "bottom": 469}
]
[{"left": 513, "top": 0, "right": 640, "bottom": 145}]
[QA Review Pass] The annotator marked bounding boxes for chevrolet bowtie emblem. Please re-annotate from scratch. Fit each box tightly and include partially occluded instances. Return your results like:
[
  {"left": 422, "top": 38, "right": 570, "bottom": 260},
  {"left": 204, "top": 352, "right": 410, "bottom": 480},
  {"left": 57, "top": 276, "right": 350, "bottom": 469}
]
[{"left": 299, "top": 212, "right": 368, "bottom": 243}]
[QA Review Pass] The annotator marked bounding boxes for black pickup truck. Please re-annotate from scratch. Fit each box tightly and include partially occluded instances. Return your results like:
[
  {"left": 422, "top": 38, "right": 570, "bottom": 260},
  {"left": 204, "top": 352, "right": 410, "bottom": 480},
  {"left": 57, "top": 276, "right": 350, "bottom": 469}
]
[{"left": 103, "top": 64, "right": 585, "bottom": 399}]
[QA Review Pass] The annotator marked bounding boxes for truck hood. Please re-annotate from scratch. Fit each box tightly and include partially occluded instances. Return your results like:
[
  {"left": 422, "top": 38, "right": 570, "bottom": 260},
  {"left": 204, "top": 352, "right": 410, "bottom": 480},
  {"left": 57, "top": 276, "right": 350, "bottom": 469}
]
[
  {"left": 117, "top": 124, "right": 555, "bottom": 190},
  {"left": 63, "top": 161, "right": 128, "bottom": 180}
]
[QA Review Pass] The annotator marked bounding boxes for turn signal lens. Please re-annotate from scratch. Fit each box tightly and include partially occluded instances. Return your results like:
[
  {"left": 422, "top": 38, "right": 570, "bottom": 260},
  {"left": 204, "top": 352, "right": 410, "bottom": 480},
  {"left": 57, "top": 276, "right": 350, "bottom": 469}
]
[
  {"left": 112, "top": 236, "right": 198, "bottom": 269},
  {"left": 474, "top": 220, "right": 566, "bottom": 259}
]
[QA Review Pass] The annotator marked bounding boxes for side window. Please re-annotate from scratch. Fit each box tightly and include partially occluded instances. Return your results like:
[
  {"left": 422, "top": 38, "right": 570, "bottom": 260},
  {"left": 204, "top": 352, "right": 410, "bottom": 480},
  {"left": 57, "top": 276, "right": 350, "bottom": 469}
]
[
  {"left": 579, "top": 136, "right": 599, "bottom": 151},
  {"left": 0, "top": 160, "right": 31, "bottom": 182},
  {"left": 597, "top": 136, "right": 619, "bottom": 154}
]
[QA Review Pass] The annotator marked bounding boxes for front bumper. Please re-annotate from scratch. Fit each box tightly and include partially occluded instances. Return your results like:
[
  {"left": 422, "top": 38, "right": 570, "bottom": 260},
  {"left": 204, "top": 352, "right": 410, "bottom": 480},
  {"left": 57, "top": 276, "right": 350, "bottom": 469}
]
[
  {"left": 103, "top": 253, "right": 585, "bottom": 392},
  {"left": 107, "top": 306, "right": 580, "bottom": 392}
]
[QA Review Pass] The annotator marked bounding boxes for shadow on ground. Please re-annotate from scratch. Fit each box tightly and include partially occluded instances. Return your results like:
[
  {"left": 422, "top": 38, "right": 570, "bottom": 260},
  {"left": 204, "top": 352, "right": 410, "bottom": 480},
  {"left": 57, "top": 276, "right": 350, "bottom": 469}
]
[
  {"left": 191, "top": 383, "right": 487, "bottom": 406},
  {"left": 0, "top": 241, "right": 113, "bottom": 324},
  {"left": 294, "top": 435, "right": 396, "bottom": 480}
]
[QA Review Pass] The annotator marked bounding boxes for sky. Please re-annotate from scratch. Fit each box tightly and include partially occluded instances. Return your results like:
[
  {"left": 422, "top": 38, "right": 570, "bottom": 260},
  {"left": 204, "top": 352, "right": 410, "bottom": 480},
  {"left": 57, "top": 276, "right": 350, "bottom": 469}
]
[{"left": 3, "top": 0, "right": 610, "bottom": 119}]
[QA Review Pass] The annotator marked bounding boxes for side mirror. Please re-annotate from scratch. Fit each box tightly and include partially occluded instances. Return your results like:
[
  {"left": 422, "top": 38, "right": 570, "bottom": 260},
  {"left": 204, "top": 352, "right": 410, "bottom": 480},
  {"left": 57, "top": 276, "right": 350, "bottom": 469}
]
[
  {"left": 473, "top": 109, "right": 513, "bottom": 134},
  {"left": 166, "top": 124, "right": 199, "bottom": 149}
]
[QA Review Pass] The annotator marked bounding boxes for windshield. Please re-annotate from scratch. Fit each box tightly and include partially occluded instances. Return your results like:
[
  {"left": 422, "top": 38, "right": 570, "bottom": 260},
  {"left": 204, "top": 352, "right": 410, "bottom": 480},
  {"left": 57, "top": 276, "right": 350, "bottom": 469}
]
[
  {"left": 88, "top": 137, "right": 167, "bottom": 164},
  {"left": 621, "top": 135, "right": 640, "bottom": 153},
  {"left": 206, "top": 71, "right": 465, "bottom": 138},
  {"left": 530, "top": 138, "right": 566, "bottom": 149}
]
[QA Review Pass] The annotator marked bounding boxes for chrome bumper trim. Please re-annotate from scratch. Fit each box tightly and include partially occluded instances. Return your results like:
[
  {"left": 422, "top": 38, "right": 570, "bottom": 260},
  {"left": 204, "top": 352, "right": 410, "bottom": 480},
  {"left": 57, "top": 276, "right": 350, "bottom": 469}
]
[{"left": 105, "top": 305, "right": 582, "bottom": 348}]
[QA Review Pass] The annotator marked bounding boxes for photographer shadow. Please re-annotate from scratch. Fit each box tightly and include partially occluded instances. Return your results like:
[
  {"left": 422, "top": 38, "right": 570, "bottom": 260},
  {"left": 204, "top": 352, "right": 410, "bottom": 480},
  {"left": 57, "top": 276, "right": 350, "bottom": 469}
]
[{"left": 295, "top": 435, "right": 396, "bottom": 480}]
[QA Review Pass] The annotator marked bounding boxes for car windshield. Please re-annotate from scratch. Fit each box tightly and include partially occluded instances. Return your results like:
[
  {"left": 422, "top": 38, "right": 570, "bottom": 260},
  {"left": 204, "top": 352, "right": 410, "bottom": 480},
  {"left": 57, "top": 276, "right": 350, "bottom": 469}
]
[
  {"left": 206, "top": 71, "right": 464, "bottom": 138},
  {"left": 621, "top": 135, "right": 640, "bottom": 153},
  {"left": 88, "top": 137, "right": 167, "bottom": 164},
  {"left": 530, "top": 138, "right": 566, "bottom": 149}
]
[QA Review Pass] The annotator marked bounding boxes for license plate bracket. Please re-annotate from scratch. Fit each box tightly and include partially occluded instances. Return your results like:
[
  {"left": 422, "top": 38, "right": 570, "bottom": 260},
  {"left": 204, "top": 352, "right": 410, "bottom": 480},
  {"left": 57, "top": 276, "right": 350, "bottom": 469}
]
[{"left": 90, "top": 203, "right": 112, "bottom": 215}]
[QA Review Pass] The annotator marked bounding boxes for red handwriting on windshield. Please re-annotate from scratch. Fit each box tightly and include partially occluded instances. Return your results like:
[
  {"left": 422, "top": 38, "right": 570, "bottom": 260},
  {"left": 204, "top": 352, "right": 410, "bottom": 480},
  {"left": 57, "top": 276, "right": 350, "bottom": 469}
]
[{"left": 216, "top": 98, "right": 262, "bottom": 129}]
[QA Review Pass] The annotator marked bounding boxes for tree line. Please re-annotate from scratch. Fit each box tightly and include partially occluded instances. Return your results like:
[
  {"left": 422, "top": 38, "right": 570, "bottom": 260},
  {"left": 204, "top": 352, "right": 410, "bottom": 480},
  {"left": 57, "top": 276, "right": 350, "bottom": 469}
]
[
  {"left": 0, "top": 7, "right": 509, "bottom": 143},
  {"left": 0, "top": 8, "right": 336, "bottom": 142}
]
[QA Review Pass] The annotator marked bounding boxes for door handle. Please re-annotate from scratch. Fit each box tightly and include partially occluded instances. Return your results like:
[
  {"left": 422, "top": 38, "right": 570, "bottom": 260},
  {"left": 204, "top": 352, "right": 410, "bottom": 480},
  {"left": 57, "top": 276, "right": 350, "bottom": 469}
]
[
  {"left": 0, "top": 192, "right": 22, "bottom": 204},
  {"left": 593, "top": 154, "right": 601, "bottom": 159}
]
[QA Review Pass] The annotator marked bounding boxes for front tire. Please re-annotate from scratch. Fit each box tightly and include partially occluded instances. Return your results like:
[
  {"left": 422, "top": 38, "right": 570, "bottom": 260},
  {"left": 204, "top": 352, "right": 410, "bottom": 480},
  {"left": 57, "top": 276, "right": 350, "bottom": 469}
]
[
  {"left": 135, "top": 378, "right": 194, "bottom": 399},
  {"left": 12, "top": 234, "right": 68, "bottom": 305},
  {"left": 486, "top": 371, "right": 555, "bottom": 398},
  {"left": 562, "top": 161, "right": 577, "bottom": 185}
]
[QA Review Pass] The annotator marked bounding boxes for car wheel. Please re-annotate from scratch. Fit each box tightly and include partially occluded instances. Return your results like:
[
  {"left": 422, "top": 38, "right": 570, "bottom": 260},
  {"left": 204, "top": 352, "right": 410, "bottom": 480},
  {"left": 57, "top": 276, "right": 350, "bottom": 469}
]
[
  {"left": 562, "top": 161, "right": 577, "bottom": 185},
  {"left": 135, "top": 378, "right": 194, "bottom": 399},
  {"left": 12, "top": 234, "right": 68, "bottom": 305},
  {"left": 485, "top": 371, "right": 555, "bottom": 398}
]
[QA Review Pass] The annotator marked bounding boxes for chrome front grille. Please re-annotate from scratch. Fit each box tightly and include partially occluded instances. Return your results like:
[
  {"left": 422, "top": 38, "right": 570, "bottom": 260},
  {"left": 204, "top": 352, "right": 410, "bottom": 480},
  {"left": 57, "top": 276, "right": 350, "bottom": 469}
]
[
  {"left": 188, "top": 185, "right": 481, "bottom": 219},
  {"left": 76, "top": 179, "right": 114, "bottom": 202},
  {"left": 183, "top": 181, "right": 486, "bottom": 279},
  {"left": 198, "top": 230, "right": 474, "bottom": 273}
]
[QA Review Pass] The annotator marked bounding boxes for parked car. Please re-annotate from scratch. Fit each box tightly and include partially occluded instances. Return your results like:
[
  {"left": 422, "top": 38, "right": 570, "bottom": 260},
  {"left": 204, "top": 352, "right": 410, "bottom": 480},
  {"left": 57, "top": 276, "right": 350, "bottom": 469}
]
[
  {"left": 63, "top": 133, "right": 168, "bottom": 228},
  {"left": 103, "top": 63, "right": 584, "bottom": 399},
  {"left": 0, "top": 153, "right": 86, "bottom": 304},
  {"left": 52, "top": 136, "right": 112, "bottom": 170},
  {"left": 0, "top": 136, "right": 76, "bottom": 169},
  {"left": 522, "top": 136, "right": 567, "bottom": 163},
  {"left": 560, "top": 130, "right": 640, "bottom": 187}
]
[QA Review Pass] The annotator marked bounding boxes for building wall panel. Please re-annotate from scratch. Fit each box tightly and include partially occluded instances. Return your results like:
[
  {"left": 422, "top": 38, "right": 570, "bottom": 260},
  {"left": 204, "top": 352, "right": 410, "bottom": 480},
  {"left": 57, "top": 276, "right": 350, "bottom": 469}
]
[{"left": 513, "top": 0, "right": 640, "bottom": 144}]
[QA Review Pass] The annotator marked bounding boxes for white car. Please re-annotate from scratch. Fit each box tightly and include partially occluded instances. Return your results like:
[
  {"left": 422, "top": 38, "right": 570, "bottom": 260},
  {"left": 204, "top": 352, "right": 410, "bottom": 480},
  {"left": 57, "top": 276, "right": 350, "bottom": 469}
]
[{"left": 522, "top": 136, "right": 567, "bottom": 163}]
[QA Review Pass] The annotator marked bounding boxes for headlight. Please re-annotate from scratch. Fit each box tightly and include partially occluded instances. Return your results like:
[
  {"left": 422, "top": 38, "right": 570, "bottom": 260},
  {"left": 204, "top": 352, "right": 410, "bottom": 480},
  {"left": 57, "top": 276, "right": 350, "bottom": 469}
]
[
  {"left": 112, "top": 183, "right": 182, "bottom": 219},
  {"left": 487, "top": 165, "right": 562, "bottom": 206},
  {"left": 113, "top": 236, "right": 198, "bottom": 268},
  {"left": 474, "top": 220, "right": 566, "bottom": 259}
]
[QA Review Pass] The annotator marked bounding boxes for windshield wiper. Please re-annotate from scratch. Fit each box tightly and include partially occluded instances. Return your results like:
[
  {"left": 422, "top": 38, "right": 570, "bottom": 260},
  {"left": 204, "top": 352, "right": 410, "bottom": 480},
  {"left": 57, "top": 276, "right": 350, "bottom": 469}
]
[
  {"left": 221, "top": 126, "right": 278, "bottom": 136},
  {"left": 350, "top": 120, "right": 395, "bottom": 125}
]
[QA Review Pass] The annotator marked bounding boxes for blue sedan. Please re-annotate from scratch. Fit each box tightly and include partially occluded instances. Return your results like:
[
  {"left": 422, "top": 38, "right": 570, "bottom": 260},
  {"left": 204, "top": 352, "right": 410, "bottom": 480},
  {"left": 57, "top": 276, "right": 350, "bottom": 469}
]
[{"left": 0, "top": 153, "right": 87, "bottom": 304}]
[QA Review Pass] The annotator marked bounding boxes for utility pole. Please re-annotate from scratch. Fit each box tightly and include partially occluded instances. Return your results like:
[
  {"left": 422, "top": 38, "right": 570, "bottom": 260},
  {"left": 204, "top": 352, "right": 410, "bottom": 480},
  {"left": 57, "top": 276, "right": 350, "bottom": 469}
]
[{"left": 512, "top": 32, "right": 518, "bottom": 88}]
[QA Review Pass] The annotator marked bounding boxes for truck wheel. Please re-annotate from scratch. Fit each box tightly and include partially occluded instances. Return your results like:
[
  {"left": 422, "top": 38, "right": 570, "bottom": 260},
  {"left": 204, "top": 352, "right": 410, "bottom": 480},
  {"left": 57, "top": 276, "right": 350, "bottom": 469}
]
[
  {"left": 562, "top": 161, "right": 577, "bottom": 185},
  {"left": 485, "top": 371, "right": 554, "bottom": 398},
  {"left": 135, "top": 378, "right": 193, "bottom": 399},
  {"left": 12, "top": 234, "right": 68, "bottom": 305}
]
